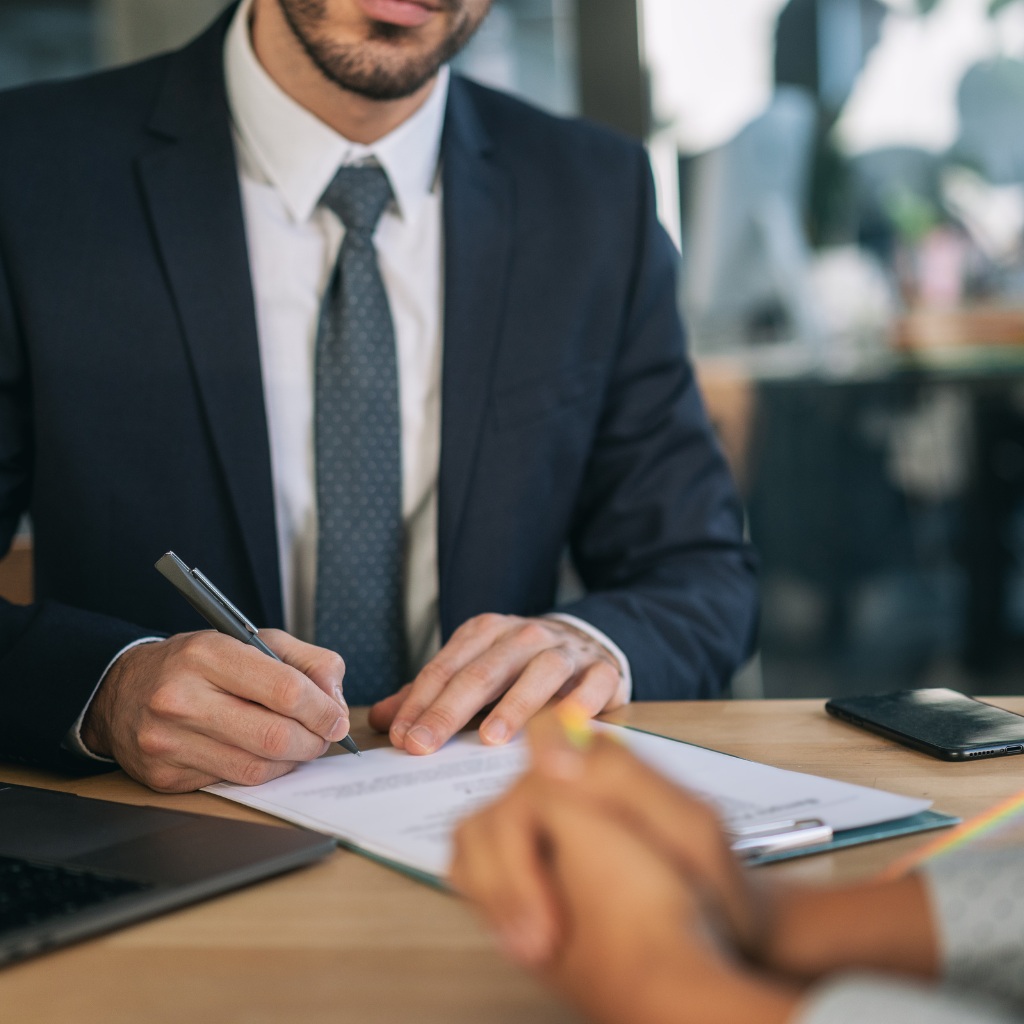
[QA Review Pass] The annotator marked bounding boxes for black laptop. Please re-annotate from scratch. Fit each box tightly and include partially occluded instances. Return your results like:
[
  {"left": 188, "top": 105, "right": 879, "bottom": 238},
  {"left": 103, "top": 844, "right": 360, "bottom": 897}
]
[{"left": 0, "top": 782, "right": 335, "bottom": 967}]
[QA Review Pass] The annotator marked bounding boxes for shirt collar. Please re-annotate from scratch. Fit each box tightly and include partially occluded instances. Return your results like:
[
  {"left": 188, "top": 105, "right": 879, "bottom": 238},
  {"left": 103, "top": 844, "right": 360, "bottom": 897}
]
[{"left": 224, "top": 0, "right": 449, "bottom": 225}]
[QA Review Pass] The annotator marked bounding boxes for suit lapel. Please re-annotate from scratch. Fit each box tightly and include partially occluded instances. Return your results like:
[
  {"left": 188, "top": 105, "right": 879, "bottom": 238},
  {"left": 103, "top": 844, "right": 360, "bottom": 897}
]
[
  {"left": 437, "top": 79, "right": 515, "bottom": 638},
  {"left": 136, "top": 14, "right": 283, "bottom": 626}
]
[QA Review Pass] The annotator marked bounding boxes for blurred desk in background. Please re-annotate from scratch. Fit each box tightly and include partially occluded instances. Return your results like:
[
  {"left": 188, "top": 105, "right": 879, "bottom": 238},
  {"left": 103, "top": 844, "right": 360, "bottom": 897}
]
[
  {"left": 895, "top": 305, "right": 1024, "bottom": 361},
  {"left": 696, "top": 330, "right": 1024, "bottom": 700}
]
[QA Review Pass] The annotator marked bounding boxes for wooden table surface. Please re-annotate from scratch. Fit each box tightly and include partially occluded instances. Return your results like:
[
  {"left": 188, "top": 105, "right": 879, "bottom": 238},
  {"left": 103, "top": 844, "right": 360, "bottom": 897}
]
[{"left": 3, "top": 698, "right": 1023, "bottom": 1024}]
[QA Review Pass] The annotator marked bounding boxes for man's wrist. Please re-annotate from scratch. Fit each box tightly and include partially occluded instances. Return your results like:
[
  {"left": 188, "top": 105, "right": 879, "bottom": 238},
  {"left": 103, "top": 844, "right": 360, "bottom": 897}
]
[
  {"left": 67, "top": 637, "right": 161, "bottom": 761},
  {"left": 545, "top": 613, "right": 632, "bottom": 705}
]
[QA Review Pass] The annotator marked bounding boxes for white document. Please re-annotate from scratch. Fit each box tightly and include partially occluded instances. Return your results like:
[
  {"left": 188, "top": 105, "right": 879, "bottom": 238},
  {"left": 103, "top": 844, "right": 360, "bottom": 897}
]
[{"left": 205, "top": 725, "right": 930, "bottom": 880}]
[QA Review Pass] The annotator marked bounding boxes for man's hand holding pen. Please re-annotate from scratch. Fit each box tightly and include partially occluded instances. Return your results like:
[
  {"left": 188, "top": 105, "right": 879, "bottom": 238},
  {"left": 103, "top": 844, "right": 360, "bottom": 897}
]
[{"left": 81, "top": 630, "right": 350, "bottom": 793}]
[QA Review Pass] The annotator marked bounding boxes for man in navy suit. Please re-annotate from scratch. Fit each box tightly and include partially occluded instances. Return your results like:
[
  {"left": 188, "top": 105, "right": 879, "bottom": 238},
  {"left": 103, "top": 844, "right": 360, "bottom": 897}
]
[{"left": 0, "top": 0, "right": 756, "bottom": 791}]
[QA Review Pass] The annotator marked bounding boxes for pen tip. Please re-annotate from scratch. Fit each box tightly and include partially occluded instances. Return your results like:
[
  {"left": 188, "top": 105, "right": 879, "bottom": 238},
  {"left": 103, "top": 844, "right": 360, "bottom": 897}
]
[{"left": 338, "top": 735, "right": 361, "bottom": 756}]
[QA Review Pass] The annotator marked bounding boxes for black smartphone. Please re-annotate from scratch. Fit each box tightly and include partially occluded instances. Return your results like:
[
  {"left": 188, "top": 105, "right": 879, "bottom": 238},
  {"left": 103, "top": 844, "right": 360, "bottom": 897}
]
[{"left": 825, "top": 688, "right": 1024, "bottom": 761}]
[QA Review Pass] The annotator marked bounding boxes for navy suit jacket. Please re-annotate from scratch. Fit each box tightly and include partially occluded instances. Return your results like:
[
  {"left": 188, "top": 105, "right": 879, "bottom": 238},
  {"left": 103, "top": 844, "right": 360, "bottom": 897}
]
[{"left": 0, "top": 9, "right": 757, "bottom": 772}]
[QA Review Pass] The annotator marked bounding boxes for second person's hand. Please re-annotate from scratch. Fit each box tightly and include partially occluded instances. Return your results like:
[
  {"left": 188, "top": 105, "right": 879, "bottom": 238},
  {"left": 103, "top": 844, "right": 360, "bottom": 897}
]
[
  {"left": 453, "top": 708, "right": 942, "bottom": 994},
  {"left": 451, "top": 710, "right": 764, "bottom": 966},
  {"left": 452, "top": 766, "right": 801, "bottom": 1024}
]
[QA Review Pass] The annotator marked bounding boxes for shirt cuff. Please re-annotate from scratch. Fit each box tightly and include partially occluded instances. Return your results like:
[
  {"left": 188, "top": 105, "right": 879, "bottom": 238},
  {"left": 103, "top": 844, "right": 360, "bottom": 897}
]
[
  {"left": 796, "top": 974, "right": 1019, "bottom": 1024},
  {"left": 545, "top": 613, "right": 632, "bottom": 705},
  {"left": 62, "top": 637, "right": 163, "bottom": 762}
]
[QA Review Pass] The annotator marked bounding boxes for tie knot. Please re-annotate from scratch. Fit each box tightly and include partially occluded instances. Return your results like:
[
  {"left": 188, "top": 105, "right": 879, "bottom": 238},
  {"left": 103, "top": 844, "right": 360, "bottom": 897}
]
[{"left": 320, "top": 164, "right": 394, "bottom": 236}]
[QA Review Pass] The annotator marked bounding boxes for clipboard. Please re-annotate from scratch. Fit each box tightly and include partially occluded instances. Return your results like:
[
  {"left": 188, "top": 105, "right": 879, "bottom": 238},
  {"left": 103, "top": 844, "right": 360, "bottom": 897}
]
[
  {"left": 330, "top": 808, "right": 961, "bottom": 891},
  {"left": 743, "top": 810, "right": 960, "bottom": 866},
  {"left": 622, "top": 725, "right": 961, "bottom": 868}
]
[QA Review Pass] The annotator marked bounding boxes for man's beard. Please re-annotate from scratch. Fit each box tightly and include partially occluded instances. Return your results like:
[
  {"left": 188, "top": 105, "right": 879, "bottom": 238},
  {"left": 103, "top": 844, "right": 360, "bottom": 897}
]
[{"left": 276, "top": 0, "right": 486, "bottom": 101}]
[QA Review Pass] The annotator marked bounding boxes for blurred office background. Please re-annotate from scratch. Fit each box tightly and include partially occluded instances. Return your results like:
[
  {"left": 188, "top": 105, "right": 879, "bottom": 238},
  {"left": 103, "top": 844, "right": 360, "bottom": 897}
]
[{"left": 5, "top": 0, "right": 1024, "bottom": 700}]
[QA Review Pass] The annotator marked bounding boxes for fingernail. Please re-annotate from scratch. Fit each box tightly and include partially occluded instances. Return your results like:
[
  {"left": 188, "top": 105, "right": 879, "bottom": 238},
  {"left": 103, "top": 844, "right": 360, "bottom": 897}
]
[
  {"left": 406, "top": 725, "right": 436, "bottom": 753},
  {"left": 482, "top": 719, "right": 508, "bottom": 744},
  {"left": 391, "top": 720, "right": 410, "bottom": 744},
  {"left": 330, "top": 715, "right": 347, "bottom": 742}
]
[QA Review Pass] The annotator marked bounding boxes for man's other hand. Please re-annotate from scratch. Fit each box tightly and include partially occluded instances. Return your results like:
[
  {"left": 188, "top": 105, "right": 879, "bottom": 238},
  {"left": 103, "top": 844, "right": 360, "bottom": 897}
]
[
  {"left": 367, "top": 615, "right": 627, "bottom": 755},
  {"left": 80, "top": 630, "right": 350, "bottom": 792}
]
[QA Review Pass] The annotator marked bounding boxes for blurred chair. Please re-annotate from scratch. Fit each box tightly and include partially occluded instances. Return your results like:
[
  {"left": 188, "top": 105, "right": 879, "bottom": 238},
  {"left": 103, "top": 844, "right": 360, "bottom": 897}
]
[
  {"left": 680, "top": 86, "right": 823, "bottom": 357},
  {"left": 0, "top": 536, "right": 32, "bottom": 606}
]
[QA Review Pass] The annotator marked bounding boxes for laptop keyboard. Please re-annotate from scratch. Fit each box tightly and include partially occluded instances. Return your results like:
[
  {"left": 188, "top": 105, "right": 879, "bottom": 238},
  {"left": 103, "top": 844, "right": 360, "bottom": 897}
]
[{"left": 0, "top": 854, "right": 152, "bottom": 935}]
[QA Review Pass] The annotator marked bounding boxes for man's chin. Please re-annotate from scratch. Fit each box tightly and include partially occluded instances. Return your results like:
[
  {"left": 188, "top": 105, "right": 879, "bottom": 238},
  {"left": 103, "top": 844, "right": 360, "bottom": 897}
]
[
  {"left": 305, "top": 28, "right": 457, "bottom": 101},
  {"left": 276, "top": 0, "right": 482, "bottom": 102},
  {"left": 321, "top": 52, "right": 444, "bottom": 101},
  {"left": 334, "top": 75, "right": 437, "bottom": 102}
]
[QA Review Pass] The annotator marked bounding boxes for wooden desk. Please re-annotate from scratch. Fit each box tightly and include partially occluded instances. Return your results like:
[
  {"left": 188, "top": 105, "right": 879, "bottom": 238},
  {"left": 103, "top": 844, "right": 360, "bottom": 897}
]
[{"left": 3, "top": 698, "right": 1023, "bottom": 1024}]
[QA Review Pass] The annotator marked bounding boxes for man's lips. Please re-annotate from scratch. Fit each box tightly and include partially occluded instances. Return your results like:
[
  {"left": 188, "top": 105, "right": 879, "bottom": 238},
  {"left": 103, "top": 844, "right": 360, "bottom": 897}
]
[{"left": 357, "top": 0, "right": 441, "bottom": 29}]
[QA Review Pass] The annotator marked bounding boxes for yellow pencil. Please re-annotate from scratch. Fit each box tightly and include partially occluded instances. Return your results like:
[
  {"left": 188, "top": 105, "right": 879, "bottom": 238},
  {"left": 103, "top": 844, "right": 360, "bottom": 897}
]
[{"left": 556, "top": 699, "right": 595, "bottom": 750}]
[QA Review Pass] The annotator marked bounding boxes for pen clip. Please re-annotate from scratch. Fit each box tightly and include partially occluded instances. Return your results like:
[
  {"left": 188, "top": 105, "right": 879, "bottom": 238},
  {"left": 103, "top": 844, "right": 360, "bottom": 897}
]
[
  {"left": 729, "top": 818, "right": 833, "bottom": 858},
  {"left": 191, "top": 567, "right": 259, "bottom": 636},
  {"left": 731, "top": 818, "right": 809, "bottom": 838}
]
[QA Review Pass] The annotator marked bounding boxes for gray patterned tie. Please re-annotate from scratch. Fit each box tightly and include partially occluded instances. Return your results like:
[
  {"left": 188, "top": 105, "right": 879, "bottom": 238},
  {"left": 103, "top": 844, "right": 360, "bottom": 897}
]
[{"left": 314, "top": 164, "right": 407, "bottom": 705}]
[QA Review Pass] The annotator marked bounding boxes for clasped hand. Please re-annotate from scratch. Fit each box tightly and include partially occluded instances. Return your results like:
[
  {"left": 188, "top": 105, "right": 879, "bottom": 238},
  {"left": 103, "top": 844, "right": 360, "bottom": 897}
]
[
  {"left": 453, "top": 715, "right": 799, "bottom": 1024},
  {"left": 451, "top": 712, "right": 941, "bottom": 1024}
]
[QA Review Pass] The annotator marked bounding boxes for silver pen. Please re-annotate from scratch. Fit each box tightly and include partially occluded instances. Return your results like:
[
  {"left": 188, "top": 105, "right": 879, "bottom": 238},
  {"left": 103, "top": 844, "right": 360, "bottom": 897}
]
[{"left": 156, "top": 551, "right": 361, "bottom": 756}]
